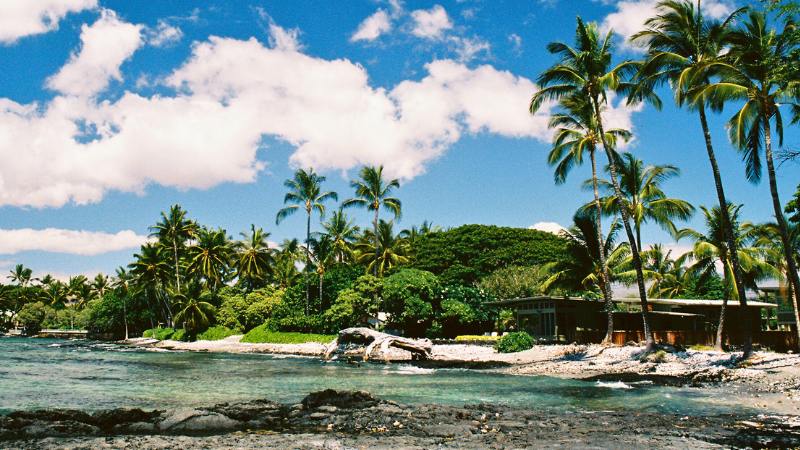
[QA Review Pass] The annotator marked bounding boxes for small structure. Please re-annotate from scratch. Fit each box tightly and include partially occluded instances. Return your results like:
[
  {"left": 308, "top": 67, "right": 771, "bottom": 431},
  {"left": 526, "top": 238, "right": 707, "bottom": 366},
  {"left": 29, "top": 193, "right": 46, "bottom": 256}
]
[
  {"left": 486, "top": 296, "right": 776, "bottom": 342},
  {"left": 759, "top": 286, "right": 795, "bottom": 331}
]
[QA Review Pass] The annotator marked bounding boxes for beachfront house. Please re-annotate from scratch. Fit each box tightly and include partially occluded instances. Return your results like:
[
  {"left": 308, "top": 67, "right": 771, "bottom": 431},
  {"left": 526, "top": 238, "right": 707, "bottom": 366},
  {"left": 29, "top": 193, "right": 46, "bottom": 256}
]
[
  {"left": 759, "top": 286, "right": 796, "bottom": 331},
  {"left": 487, "top": 296, "right": 775, "bottom": 343}
]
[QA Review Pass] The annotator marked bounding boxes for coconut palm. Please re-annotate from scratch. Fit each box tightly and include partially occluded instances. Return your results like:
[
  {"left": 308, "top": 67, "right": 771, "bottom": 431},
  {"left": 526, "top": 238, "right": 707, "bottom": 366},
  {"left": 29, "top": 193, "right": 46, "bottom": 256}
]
[
  {"left": 276, "top": 168, "right": 338, "bottom": 315},
  {"left": 753, "top": 220, "right": 800, "bottom": 341},
  {"left": 549, "top": 93, "right": 631, "bottom": 341},
  {"left": 8, "top": 264, "right": 33, "bottom": 313},
  {"left": 354, "top": 219, "right": 409, "bottom": 278},
  {"left": 531, "top": 17, "right": 657, "bottom": 350},
  {"left": 592, "top": 152, "right": 695, "bottom": 252},
  {"left": 42, "top": 281, "right": 68, "bottom": 327},
  {"left": 630, "top": 0, "right": 755, "bottom": 357},
  {"left": 233, "top": 224, "right": 274, "bottom": 291},
  {"left": 186, "top": 227, "right": 233, "bottom": 291},
  {"left": 317, "top": 209, "right": 360, "bottom": 264},
  {"left": 677, "top": 203, "right": 779, "bottom": 350},
  {"left": 149, "top": 205, "right": 198, "bottom": 292},
  {"left": 129, "top": 243, "right": 174, "bottom": 326},
  {"left": 619, "top": 243, "right": 677, "bottom": 299},
  {"left": 272, "top": 254, "right": 302, "bottom": 289},
  {"left": 112, "top": 267, "right": 134, "bottom": 338},
  {"left": 172, "top": 280, "right": 216, "bottom": 335},
  {"left": 90, "top": 274, "right": 109, "bottom": 299},
  {"left": 699, "top": 9, "right": 800, "bottom": 335},
  {"left": 309, "top": 234, "right": 336, "bottom": 307},
  {"left": 343, "top": 165, "right": 402, "bottom": 279}
]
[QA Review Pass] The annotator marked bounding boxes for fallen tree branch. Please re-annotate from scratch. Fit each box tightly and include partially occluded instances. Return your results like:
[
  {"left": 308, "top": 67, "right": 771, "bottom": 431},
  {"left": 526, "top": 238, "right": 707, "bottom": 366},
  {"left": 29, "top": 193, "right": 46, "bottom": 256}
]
[{"left": 324, "top": 327, "right": 433, "bottom": 362}]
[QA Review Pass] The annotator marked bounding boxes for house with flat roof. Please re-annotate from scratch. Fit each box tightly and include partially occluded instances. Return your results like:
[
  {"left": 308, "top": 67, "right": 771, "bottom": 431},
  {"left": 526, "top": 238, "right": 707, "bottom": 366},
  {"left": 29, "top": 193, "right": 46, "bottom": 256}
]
[
  {"left": 487, "top": 296, "right": 776, "bottom": 342},
  {"left": 759, "top": 286, "right": 795, "bottom": 331}
]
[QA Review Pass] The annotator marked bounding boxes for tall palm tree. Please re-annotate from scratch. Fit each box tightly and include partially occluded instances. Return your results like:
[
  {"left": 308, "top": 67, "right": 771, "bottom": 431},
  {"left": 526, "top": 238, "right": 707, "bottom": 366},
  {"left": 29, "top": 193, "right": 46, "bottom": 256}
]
[
  {"left": 8, "top": 264, "right": 32, "bottom": 314},
  {"left": 90, "top": 273, "right": 109, "bottom": 299},
  {"left": 753, "top": 220, "right": 800, "bottom": 342},
  {"left": 548, "top": 94, "right": 632, "bottom": 342},
  {"left": 309, "top": 234, "right": 336, "bottom": 307},
  {"left": 317, "top": 209, "right": 360, "bottom": 264},
  {"left": 42, "top": 281, "right": 68, "bottom": 327},
  {"left": 149, "top": 205, "right": 198, "bottom": 292},
  {"left": 354, "top": 219, "right": 409, "bottom": 278},
  {"left": 186, "top": 227, "right": 233, "bottom": 291},
  {"left": 129, "top": 243, "right": 174, "bottom": 326},
  {"left": 592, "top": 152, "right": 695, "bottom": 251},
  {"left": 677, "top": 203, "right": 779, "bottom": 350},
  {"left": 630, "top": 0, "right": 755, "bottom": 357},
  {"left": 531, "top": 17, "right": 658, "bottom": 350},
  {"left": 700, "top": 9, "right": 800, "bottom": 338},
  {"left": 623, "top": 243, "right": 676, "bottom": 299},
  {"left": 276, "top": 168, "right": 338, "bottom": 315},
  {"left": 343, "top": 165, "right": 402, "bottom": 279},
  {"left": 172, "top": 280, "right": 216, "bottom": 335},
  {"left": 233, "top": 224, "right": 274, "bottom": 291},
  {"left": 112, "top": 267, "right": 134, "bottom": 339}
]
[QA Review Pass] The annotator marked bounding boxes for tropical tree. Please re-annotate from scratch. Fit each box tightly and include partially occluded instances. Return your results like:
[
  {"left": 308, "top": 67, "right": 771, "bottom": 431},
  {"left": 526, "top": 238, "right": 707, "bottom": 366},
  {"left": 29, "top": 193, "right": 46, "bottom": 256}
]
[
  {"left": 90, "top": 274, "right": 109, "bottom": 299},
  {"left": 272, "top": 254, "right": 302, "bottom": 289},
  {"left": 592, "top": 152, "right": 695, "bottom": 252},
  {"left": 753, "top": 219, "right": 800, "bottom": 342},
  {"left": 186, "top": 227, "right": 233, "bottom": 291},
  {"left": 317, "top": 209, "right": 360, "bottom": 264},
  {"left": 699, "top": 9, "right": 800, "bottom": 339},
  {"left": 343, "top": 165, "right": 402, "bottom": 278},
  {"left": 42, "top": 281, "right": 68, "bottom": 327},
  {"left": 129, "top": 243, "right": 174, "bottom": 326},
  {"left": 233, "top": 224, "right": 274, "bottom": 291},
  {"left": 548, "top": 93, "right": 631, "bottom": 341},
  {"left": 530, "top": 17, "right": 658, "bottom": 350},
  {"left": 8, "top": 264, "right": 33, "bottom": 311},
  {"left": 172, "top": 280, "right": 216, "bottom": 335},
  {"left": 112, "top": 267, "right": 134, "bottom": 338},
  {"left": 354, "top": 220, "right": 410, "bottom": 278},
  {"left": 276, "top": 168, "right": 338, "bottom": 315},
  {"left": 309, "top": 234, "right": 336, "bottom": 307},
  {"left": 677, "top": 204, "right": 779, "bottom": 350},
  {"left": 630, "top": 0, "right": 755, "bottom": 357},
  {"left": 149, "top": 205, "right": 198, "bottom": 292}
]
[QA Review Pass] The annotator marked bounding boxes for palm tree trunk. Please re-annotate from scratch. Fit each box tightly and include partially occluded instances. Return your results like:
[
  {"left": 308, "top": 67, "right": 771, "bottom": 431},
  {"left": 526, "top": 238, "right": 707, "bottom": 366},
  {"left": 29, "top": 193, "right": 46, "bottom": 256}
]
[
  {"left": 716, "top": 255, "right": 729, "bottom": 351},
  {"left": 123, "top": 296, "right": 129, "bottom": 340},
  {"left": 374, "top": 208, "right": 380, "bottom": 278},
  {"left": 592, "top": 96, "right": 655, "bottom": 351},
  {"left": 146, "top": 294, "right": 156, "bottom": 337},
  {"left": 173, "top": 240, "right": 181, "bottom": 292},
  {"left": 591, "top": 150, "right": 615, "bottom": 343},
  {"left": 697, "top": 105, "right": 752, "bottom": 359},
  {"left": 305, "top": 210, "right": 311, "bottom": 316},
  {"left": 764, "top": 123, "right": 800, "bottom": 346}
]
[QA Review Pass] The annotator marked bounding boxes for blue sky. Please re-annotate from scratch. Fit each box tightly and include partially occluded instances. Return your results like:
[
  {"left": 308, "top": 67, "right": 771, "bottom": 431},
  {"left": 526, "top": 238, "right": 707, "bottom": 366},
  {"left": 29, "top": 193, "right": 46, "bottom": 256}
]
[{"left": 0, "top": 0, "right": 797, "bottom": 282}]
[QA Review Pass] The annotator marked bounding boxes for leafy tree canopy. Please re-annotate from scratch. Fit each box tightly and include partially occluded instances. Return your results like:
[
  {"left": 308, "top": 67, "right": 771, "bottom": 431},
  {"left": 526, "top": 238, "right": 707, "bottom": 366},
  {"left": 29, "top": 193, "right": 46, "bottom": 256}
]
[{"left": 410, "top": 225, "right": 572, "bottom": 286}]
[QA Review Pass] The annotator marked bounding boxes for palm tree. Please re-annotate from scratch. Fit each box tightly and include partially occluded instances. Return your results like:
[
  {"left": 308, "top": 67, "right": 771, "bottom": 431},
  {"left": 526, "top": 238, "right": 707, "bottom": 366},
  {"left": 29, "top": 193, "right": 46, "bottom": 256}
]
[
  {"left": 276, "top": 168, "right": 338, "bottom": 315},
  {"left": 112, "top": 267, "right": 134, "bottom": 339},
  {"left": 309, "top": 234, "right": 336, "bottom": 307},
  {"left": 530, "top": 17, "right": 658, "bottom": 350},
  {"left": 677, "top": 204, "right": 779, "bottom": 350},
  {"left": 630, "top": 0, "right": 755, "bottom": 357},
  {"left": 42, "top": 281, "right": 68, "bottom": 327},
  {"left": 342, "top": 165, "right": 402, "bottom": 279},
  {"left": 592, "top": 152, "right": 695, "bottom": 252},
  {"left": 129, "top": 243, "right": 174, "bottom": 326},
  {"left": 172, "top": 280, "right": 216, "bottom": 335},
  {"left": 149, "top": 204, "right": 198, "bottom": 292},
  {"left": 753, "top": 220, "right": 800, "bottom": 342},
  {"left": 700, "top": 9, "right": 800, "bottom": 339},
  {"left": 8, "top": 264, "right": 32, "bottom": 314},
  {"left": 233, "top": 224, "right": 274, "bottom": 291},
  {"left": 317, "top": 209, "right": 360, "bottom": 264},
  {"left": 186, "top": 227, "right": 233, "bottom": 291},
  {"left": 620, "top": 243, "right": 676, "bottom": 299},
  {"left": 353, "top": 219, "right": 410, "bottom": 278},
  {"left": 90, "top": 274, "right": 109, "bottom": 299},
  {"left": 549, "top": 93, "right": 631, "bottom": 342},
  {"left": 272, "top": 254, "right": 302, "bottom": 289}
]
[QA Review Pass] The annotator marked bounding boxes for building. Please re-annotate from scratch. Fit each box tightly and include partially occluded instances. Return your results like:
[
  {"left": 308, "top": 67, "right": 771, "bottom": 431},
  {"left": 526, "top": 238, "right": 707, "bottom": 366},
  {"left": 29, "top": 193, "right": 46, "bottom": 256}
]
[
  {"left": 759, "top": 286, "right": 795, "bottom": 331},
  {"left": 486, "top": 296, "right": 776, "bottom": 342}
]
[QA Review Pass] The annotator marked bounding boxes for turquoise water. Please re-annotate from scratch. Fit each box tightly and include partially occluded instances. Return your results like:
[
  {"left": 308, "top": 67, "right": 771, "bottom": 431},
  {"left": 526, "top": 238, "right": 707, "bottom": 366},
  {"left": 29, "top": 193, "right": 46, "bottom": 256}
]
[{"left": 0, "top": 337, "right": 752, "bottom": 415}]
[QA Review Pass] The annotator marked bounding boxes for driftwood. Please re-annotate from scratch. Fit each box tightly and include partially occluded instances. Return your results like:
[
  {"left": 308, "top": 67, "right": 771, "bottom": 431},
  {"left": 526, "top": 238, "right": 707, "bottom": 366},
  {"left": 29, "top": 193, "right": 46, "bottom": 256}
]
[{"left": 324, "top": 327, "right": 433, "bottom": 362}]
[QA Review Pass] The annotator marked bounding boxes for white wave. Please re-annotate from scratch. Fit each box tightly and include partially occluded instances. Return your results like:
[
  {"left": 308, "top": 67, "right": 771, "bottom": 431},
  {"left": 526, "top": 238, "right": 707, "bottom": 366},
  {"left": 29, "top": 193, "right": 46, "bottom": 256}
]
[
  {"left": 389, "top": 364, "right": 436, "bottom": 375},
  {"left": 596, "top": 381, "right": 633, "bottom": 389}
]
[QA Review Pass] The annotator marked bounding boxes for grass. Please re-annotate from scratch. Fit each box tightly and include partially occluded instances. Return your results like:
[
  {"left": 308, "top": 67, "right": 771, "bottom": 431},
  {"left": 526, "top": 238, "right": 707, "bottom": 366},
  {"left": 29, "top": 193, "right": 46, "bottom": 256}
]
[
  {"left": 143, "top": 328, "right": 175, "bottom": 340},
  {"left": 689, "top": 344, "right": 715, "bottom": 351},
  {"left": 196, "top": 325, "right": 241, "bottom": 341},
  {"left": 241, "top": 325, "right": 336, "bottom": 344}
]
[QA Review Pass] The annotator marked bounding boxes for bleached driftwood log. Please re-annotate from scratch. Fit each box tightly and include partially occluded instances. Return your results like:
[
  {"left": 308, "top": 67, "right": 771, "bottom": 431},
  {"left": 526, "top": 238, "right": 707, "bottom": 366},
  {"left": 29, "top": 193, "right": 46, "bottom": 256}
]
[{"left": 324, "top": 327, "right": 433, "bottom": 362}]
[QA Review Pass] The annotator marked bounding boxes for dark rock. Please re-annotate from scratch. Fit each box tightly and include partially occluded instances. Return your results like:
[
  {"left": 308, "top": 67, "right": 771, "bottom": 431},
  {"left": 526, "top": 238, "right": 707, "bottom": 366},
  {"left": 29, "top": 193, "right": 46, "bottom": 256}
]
[
  {"left": 157, "top": 409, "right": 242, "bottom": 433},
  {"left": 21, "top": 420, "right": 100, "bottom": 438},
  {"left": 301, "top": 389, "right": 381, "bottom": 409},
  {"left": 8, "top": 409, "right": 93, "bottom": 424},
  {"left": 210, "top": 399, "right": 286, "bottom": 422},
  {"left": 90, "top": 407, "right": 159, "bottom": 429}
]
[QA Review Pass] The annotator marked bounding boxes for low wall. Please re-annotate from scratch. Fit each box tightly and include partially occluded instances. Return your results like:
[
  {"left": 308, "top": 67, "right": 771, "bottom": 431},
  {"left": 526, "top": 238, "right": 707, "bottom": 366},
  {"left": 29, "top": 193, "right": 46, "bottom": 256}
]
[{"left": 574, "top": 330, "right": 799, "bottom": 352}]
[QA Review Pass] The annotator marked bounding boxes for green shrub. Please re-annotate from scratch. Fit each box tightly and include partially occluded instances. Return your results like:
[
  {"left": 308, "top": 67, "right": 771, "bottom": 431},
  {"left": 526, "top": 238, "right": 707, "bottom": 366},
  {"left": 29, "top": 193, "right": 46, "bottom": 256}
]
[
  {"left": 196, "top": 325, "right": 241, "bottom": 341},
  {"left": 493, "top": 331, "right": 536, "bottom": 353},
  {"left": 171, "top": 329, "right": 187, "bottom": 342},
  {"left": 143, "top": 328, "right": 175, "bottom": 340},
  {"left": 241, "top": 324, "right": 335, "bottom": 344}
]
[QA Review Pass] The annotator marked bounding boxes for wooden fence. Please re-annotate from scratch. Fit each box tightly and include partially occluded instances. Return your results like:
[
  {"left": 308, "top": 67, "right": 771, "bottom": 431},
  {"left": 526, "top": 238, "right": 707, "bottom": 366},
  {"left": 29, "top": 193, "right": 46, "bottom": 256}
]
[{"left": 574, "top": 330, "right": 798, "bottom": 352}]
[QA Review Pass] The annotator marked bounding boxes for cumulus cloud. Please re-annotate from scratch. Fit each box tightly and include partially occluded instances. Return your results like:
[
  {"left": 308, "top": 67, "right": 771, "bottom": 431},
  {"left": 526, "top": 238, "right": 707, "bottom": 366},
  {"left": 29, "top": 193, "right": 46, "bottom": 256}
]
[
  {"left": 411, "top": 5, "right": 453, "bottom": 39},
  {"left": 46, "top": 9, "right": 144, "bottom": 97},
  {"left": 0, "top": 20, "right": 562, "bottom": 207},
  {"left": 530, "top": 222, "right": 566, "bottom": 235},
  {"left": 0, "top": 228, "right": 148, "bottom": 255},
  {"left": 147, "top": 19, "right": 183, "bottom": 47},
  {"left": 0, "top": 0, "right": 97, "bottom": 43},
  {"left": 351, "top": 9, "right": 393, "bottom": 42},
  {"left": 601, "top": 0, "right": 736, "bottom": 47}
]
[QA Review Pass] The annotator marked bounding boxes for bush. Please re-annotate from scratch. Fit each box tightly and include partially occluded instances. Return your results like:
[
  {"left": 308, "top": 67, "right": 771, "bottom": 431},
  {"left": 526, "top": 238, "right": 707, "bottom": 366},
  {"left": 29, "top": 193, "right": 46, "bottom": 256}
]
[
  {"left": 493, "top": 331, "right": 536, "bottom": 353},
  {"left": 382, "top": 269, "right": 440, "bottom": 337},
  {"left": 143, "top": 327, "right": 175, "bottom": 340},
  {"left": 18, "top": 301, "right": 46, "bottom": 335},
  {"left": 196, "top": 325, "right": 241, "bottom": 341},
  {"left": 241, "top": 324, "right": 335, "bottom": 344}
]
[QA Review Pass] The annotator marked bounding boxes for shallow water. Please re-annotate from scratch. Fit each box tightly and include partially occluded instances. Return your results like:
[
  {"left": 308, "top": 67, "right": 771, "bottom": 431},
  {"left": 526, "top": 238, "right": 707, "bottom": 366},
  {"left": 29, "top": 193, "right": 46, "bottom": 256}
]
[{"left": 0, "top": 337, "right": 754, "bottom": 416}]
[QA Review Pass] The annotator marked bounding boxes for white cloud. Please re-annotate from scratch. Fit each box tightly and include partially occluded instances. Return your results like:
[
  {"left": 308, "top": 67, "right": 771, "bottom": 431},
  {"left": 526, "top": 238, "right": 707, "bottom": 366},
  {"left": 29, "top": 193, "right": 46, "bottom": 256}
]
[
  {"left": 147, "top": 19, "right": 183, "bottom": 47},
  {"left": 601, "top": 0, "right": 736, "bottom": 48},
  {"left": 0, "top": 228, "right": 148, "bottom": 255},
  {"left": 411, "top": 5, "right": 453, "bottom": 39},
  {"left": 351, "top": 9, "right": 393, "bottom": 42},
  {"left": 530, "top": 222, "right": 567, "bottom": 235},
  {"left": 268, "top": 22, "right": 303, "bottom": 52},
  {"left": 450, "top": 36, "right": 490, "bottom": 62},
  {"left": 46, "top": 9, "right": 144, "bottom": 97},
  {"left": 0, "top": 0, "right": 97, "bottom": 43}
]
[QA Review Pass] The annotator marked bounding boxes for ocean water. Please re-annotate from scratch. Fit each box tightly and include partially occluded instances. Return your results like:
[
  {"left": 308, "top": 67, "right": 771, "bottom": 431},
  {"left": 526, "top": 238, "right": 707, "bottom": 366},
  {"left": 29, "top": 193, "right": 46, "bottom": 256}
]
[{"left": 0, "top": 337, "right": 753, "bottom": 415}]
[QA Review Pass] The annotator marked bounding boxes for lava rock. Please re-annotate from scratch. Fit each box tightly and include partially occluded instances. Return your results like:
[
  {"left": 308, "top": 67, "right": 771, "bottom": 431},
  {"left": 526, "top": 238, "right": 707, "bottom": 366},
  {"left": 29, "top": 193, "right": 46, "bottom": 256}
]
[{"left": 301, "top": 389, "right": 381, "bottom": 409}]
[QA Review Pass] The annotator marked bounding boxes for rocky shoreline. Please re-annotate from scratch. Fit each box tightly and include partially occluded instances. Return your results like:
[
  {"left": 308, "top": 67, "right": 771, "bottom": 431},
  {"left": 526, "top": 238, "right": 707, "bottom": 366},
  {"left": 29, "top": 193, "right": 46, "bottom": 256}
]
[{"left": 2, "top": 389, "right": 799, "bottom": 449}]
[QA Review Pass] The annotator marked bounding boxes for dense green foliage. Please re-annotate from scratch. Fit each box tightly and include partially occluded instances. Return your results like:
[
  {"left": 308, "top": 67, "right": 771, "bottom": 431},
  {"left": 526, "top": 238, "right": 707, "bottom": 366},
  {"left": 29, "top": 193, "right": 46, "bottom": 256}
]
[
  {"left": 410, "top": 225, "right": 572, "bottom": 286},
  {"left": 196, "top": 325, "right": 240, "bottom": 341},
  {"left": 240, "top": 325, "right": 335, "bottom": 344},
  {"left": 476, "top": 266, "right": 548, "bottom": 300},
  {"left": 17, "top": 301, "right": 46, "bottom": 335},
  {"left": 493, "top": 332, "right": 536, "bottom": 353},
  {"left": 382, "top": 269, "right": 441, "bottom": 337}
]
